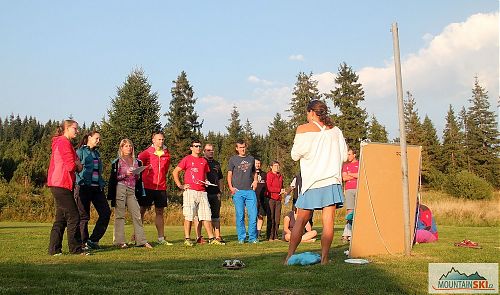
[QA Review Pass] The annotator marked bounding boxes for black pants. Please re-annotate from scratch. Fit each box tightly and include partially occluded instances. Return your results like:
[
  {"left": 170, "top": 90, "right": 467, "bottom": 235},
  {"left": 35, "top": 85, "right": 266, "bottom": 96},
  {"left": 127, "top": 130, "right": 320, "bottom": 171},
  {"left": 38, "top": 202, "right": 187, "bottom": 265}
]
[
  {"left": 267, "top": 199, "right": 282, "bottom": 240},
  {"left": 74, "top": 185, "right": 111, "bottom": 244},
  {"left": 48, "top": 187, "right": 82, "bottom": 255}
]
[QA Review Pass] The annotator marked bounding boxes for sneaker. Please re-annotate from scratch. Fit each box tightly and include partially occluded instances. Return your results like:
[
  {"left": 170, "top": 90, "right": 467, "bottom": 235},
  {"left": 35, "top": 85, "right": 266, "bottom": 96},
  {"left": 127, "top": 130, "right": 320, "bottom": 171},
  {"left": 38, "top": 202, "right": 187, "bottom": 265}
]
[
  {"left": 216, "top": 237, "right": 226, "bottom": 244},
  {"left": 52, "top": 253, "right": 63, "bottom": 257},
  {"left": 140, "top": 242, "right": 153, "bottom": 249},
  {"left": 209, "top": 238, "right": 225, "bottom": 245},
  {"left": 184, "top": 239, "right": 194, "bottom": 247},
  {"left": 238, "top": 240, "right": 245, "bottom": 244},
  {"left": 86, "top": 240, "right": 100, "bottom": 250},
  {"left": 196, "top": 236, "right": 207, "bottom": 244},
  {"left": 158, "top": 239, "right": 173, "bottom": 246}
]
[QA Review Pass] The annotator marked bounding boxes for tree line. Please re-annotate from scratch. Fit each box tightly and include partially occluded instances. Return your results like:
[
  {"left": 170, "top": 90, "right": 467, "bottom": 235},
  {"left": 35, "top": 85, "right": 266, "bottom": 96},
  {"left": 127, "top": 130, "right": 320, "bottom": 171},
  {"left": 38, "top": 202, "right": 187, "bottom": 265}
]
[{"left": 0, "top": 64, "right": 498, "bottom": 203}]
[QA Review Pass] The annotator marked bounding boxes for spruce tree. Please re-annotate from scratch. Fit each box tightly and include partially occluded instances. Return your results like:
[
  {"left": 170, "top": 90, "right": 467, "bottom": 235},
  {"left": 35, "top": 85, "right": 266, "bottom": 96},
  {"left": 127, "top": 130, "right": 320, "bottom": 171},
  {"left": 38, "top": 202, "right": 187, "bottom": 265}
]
[
  {"left": 326, "top": 62, "right": 368, "bottom": 150},
  {"left": 220, "top": 106, "right": 244, "bottom": 173},
  {"left": 403, "top": 91, "right": 425, "bottom": 145},
  {"left": 441, "top": 105, "right": 466, "bottom": 173},
  {"left": 367, "top": 115, "right": 388, "bottom": 143},
  {"left": 243, "top": 119, "right": 258, "bottom": 157},
  {"left": 288, "top": 72, "right": 320, "bottom": 128},
  {"left": 464, "top": 78, "right": 500, "bottom": 187},
  {"left": 164, "top": 71, "right": 202, "bottom": 166},
  {"left": 267, "top": 113, "right": 296, "bottom": 182},
  {"left": 100, "top": 69, "right": 161, "bottom": 167},
  {"left": 420, "top": 115, "right": 441, "bottom": 184}
]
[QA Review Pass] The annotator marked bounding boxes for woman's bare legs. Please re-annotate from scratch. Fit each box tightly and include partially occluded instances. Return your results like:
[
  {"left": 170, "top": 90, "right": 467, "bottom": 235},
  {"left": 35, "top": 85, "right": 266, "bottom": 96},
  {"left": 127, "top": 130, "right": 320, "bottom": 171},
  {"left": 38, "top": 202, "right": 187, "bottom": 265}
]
[
  {"left": 285, "top": 209, "right": 312, "bottom": 264},
  {"left": 320, "top": 205, "right": 336, "bottom": 264}
]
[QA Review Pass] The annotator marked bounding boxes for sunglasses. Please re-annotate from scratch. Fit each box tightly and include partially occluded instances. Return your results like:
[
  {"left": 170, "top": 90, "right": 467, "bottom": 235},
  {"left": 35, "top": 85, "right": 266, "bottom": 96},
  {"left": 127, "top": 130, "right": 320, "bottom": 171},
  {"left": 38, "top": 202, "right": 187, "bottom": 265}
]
[
  {"left": 192, "top": 145, "right": 202, "bottom": 148},
  {"left": 204, "top": 149, "right": 213, "bottom": 152}
]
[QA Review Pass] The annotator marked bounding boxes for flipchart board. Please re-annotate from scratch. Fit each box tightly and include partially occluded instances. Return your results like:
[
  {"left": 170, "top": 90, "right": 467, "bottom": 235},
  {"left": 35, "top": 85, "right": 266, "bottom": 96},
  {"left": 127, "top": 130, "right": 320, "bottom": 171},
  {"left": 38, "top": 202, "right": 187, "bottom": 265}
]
[{"left": 349, "top": 143, "right": 421, "bottom": 257}]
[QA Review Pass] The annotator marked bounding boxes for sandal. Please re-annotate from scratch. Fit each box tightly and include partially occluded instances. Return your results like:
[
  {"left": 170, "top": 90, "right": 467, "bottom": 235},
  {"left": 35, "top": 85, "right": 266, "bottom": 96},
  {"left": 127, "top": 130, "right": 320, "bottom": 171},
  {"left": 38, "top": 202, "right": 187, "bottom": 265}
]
[
  {"left": 454, "top": 239, "right": 482, "bottom": 249},
  {"left": 222, "top": 259, "right": 245, "bottom": 270}
]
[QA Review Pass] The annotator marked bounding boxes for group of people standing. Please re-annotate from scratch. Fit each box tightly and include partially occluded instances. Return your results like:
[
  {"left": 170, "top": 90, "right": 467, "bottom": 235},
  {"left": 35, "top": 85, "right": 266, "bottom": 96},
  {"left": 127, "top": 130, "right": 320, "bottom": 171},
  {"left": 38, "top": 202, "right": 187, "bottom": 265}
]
[
  {"left": 47, "top": 125, "right": 176, "bottom": 255},
  {"left": 47, "top": 99, "right": 355, "bottom": 265}
]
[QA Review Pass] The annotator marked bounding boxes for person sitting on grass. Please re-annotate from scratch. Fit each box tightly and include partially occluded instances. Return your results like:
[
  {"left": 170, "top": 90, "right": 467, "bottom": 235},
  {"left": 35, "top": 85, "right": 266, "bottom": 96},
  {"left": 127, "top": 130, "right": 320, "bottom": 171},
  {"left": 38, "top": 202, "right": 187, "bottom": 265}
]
[
  {"left": 415, "top": 204, "right": 438, "bottom": 243},
  {"left": 282, "top": 207, "right": 317, "bottom": 243}
]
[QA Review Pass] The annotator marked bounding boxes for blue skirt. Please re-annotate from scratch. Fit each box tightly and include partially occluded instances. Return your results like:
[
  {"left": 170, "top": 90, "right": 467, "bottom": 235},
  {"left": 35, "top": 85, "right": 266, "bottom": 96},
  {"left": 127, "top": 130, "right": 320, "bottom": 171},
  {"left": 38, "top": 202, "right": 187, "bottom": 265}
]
[{"left": 295, "top": 184, "right": 344, "bottom": 210}]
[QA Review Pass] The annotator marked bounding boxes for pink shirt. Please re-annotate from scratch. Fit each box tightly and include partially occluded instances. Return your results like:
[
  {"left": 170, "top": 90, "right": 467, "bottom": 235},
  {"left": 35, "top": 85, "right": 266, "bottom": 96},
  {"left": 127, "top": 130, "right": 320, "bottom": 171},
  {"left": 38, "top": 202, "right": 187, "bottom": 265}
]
[
  {"left": 342, "top": 160, "right": 359, "bottom": 190},
  {"left": 118, "top": 158, "right": 139, "bottom": 189},
  {"left": 177, "top": 155, "right": 210, "bottom": 192}
]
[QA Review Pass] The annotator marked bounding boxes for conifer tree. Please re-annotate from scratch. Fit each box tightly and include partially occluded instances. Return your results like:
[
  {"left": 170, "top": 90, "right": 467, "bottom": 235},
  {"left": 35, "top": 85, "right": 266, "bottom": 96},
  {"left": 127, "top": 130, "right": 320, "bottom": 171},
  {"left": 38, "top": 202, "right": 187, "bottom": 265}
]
[
  {"left": 441, "top": 105, "right": 466, "bottom": 173},
  {"left": 288, "top": 72, "right": 320, "bottom": 128},
  {"left": 164, "top": 71, "right": 202, "bottom": 166},
  {"left": 367, "top": 115, "right": 388, "bottom": 143},
  {"left": 403, "top": 91, "right": 424, "bottom": 145},
  {"left": 267, "top": 113, "right": 296, "bottom": 181},
  {"left": 220, "top": 106, "right": 244, "bottom": 173},
  {"left": 327, "top": 62, "right": 368, "bottom": 149},
  {"left": 464, "top": 78, "right": 500, "bottom": 187},
  {"left": 100, "top": 69, "right": 161, "bottom": 167},
  {"left": 243, "top": 119, "right": 258, "bottom": 157},
  {"left": 420, "top": 115, "right": 441, "bottom": 183}
]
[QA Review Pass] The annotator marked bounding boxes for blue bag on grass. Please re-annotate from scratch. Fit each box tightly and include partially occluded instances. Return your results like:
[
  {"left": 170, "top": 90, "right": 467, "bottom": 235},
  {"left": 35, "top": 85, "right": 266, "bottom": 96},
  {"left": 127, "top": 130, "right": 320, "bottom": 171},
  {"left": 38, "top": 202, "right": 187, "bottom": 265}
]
[{"left": 287, "top": 252, "right": 321, "bottom": 266}]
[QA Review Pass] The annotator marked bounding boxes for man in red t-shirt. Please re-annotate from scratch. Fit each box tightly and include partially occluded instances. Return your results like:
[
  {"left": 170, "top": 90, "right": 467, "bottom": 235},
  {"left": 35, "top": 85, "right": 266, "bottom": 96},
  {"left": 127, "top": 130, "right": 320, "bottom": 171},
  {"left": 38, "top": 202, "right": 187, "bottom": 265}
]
[
  {"left": 173, "top": 140, "right": 225, "bottom": 246},
  {"left": 341, "top": 148, "right": 359, "bottom": 242}
]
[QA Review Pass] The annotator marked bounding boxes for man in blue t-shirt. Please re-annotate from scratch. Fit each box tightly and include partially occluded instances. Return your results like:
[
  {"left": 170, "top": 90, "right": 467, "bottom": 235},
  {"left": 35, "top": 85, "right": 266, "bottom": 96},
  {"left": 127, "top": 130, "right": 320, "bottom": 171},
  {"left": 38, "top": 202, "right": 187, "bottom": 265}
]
[{"left": 227, "top": 140, "right": 258, "bottom": 243}]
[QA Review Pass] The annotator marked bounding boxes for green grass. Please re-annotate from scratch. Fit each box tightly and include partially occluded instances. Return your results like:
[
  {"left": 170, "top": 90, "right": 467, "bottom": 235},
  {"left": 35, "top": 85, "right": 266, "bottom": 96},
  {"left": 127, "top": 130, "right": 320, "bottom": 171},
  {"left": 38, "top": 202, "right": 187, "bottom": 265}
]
[{"left": 0, "top": 222, "right": 498, "bottom": 294}]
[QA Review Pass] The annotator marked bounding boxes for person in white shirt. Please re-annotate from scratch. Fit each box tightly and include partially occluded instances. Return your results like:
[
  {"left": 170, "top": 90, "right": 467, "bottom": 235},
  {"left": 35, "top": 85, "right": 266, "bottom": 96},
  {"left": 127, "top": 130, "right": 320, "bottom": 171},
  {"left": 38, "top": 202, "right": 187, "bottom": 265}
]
[{"left": 285, "top": 99, "right": 348, "bottom": 265}]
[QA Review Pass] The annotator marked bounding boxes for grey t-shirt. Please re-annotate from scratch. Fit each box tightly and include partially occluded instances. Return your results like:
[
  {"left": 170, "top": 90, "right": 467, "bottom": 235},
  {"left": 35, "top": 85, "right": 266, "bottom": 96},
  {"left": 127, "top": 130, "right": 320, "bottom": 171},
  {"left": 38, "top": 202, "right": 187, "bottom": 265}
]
[{"left": 228, "top": 155, "right": 255, "bottom": 190}]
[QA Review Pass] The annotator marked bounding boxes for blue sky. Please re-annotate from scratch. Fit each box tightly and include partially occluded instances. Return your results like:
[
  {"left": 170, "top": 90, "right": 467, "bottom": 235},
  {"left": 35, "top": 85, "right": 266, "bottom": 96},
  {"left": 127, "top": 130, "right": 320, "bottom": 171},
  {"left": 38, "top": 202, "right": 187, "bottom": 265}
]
[{"left": 1, "top": 1, "right": 498, "bottom": 139}]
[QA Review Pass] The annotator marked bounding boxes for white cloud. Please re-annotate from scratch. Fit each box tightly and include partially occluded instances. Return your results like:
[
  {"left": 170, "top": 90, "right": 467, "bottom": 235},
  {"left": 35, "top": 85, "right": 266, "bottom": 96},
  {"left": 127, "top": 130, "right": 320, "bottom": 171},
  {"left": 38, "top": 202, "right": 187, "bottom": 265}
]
[
  {"left": 247, "top": 75, "right": 274, "bottom": 86},
  {"left": 316, "top": 12, "right": 499, "bottom": 139},
  {"left": 201, "top": 13, "right": 499, "bottom": 138},
  {"left": 199, "top": 85, "right": 292, "bottom": 134},
  {"left": 311, "top": 72, "right": 337, "bottom": 94},
  {"left": 289, "top": 54, "right": 305, "bottom": 61}
]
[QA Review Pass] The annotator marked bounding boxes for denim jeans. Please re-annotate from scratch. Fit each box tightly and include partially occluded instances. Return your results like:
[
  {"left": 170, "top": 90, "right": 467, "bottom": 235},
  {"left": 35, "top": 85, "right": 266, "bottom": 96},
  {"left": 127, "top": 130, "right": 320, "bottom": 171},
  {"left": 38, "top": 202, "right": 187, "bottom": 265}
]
[{"left": 232, "top": 190, "right": 258, "bottom": 242}]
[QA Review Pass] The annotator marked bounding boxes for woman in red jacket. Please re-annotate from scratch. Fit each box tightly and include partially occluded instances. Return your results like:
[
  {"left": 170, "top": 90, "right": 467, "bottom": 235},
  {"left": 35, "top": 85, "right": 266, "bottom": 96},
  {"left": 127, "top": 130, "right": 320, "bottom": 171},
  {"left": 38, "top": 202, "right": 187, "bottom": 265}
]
[
  {"left": 47, "top": 120, "right": 84, "bottom": 256},
  {"left": 266, "top": 161, "right": 284, "bottom": 241}
]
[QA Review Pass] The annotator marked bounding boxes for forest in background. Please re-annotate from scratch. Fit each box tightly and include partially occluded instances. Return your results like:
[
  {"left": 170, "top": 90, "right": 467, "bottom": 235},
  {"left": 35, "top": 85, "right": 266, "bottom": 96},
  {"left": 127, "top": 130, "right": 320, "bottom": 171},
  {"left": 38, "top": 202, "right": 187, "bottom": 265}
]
[{"left": 0, "top": 62, "right": 498, "bottom": 215}]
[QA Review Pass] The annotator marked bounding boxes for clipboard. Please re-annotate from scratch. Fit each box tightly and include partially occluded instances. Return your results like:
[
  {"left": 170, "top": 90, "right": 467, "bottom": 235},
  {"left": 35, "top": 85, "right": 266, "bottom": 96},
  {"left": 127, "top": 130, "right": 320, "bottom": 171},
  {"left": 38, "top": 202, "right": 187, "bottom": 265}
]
[{"left": 131, "top": 166, "right": 147, "bottom": 175}]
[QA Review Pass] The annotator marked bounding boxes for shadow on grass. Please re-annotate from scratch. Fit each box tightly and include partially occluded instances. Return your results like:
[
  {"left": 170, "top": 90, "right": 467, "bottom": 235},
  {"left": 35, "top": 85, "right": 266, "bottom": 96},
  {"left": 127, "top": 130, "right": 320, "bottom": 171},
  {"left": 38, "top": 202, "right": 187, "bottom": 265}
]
[{"left": 0, "top": 234, "right": 409, "bottom": 295}]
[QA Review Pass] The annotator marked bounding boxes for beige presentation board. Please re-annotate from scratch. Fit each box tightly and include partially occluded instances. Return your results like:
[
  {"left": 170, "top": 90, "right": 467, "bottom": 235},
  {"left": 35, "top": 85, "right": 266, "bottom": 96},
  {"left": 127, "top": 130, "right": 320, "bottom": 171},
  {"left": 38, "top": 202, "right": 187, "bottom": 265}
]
[{"left": 349, "top": 143, "right": 421, "bottom": 258}]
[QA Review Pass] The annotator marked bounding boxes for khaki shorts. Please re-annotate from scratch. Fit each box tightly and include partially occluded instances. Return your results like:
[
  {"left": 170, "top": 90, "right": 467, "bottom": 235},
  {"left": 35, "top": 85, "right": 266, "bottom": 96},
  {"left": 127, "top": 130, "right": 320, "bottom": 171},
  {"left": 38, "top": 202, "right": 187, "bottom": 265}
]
[{"left": 183, "top": 189, "right": 212, "bottom": 221}]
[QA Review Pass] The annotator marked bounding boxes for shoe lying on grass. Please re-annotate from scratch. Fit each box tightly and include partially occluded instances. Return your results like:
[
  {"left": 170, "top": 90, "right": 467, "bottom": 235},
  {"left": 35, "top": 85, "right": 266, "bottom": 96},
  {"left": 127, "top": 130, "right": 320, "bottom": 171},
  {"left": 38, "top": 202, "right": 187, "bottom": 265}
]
[{"left": 222, "top": 259, "right": 245, "bottom": 270}]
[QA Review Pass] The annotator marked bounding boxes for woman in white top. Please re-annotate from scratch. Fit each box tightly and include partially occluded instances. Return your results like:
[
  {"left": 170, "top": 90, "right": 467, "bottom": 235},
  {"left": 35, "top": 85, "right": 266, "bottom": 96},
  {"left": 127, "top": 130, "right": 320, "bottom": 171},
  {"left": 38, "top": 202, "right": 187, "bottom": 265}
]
[{"left": 285, "top": 99, "right": 348, "bottom": 265}]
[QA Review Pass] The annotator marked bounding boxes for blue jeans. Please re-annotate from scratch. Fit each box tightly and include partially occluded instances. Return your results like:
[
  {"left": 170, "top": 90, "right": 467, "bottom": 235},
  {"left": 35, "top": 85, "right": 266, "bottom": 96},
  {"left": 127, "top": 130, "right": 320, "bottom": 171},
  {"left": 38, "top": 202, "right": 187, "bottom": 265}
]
[{"left": 232, "top": 190, "right": 258, "bottom": 242}]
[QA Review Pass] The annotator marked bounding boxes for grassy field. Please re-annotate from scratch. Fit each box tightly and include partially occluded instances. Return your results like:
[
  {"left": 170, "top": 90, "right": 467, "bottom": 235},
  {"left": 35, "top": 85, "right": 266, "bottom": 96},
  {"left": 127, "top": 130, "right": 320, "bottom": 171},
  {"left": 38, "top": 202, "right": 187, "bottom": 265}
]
[{"left": 0, "top": 222, "right": 498, "bottom": 294}]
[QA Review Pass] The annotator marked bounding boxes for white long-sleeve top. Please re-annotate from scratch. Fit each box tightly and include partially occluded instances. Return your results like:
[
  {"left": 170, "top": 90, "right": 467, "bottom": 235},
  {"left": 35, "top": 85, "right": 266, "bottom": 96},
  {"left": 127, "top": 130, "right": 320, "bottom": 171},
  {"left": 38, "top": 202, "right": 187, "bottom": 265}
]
[{"left": 291, "top": 125, "right": 348, "bottom": 194}]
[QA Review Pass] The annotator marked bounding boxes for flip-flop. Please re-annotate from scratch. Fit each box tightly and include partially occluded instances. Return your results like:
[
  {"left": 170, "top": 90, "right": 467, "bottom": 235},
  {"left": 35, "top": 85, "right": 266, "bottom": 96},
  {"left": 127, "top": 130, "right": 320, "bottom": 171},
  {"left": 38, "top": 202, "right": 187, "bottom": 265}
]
[
  {"left": 222, "top": 259, "right": 245, "bottom": 270},
  {"left": 454, "top": 239, "right": 482, "bottom": 249}
]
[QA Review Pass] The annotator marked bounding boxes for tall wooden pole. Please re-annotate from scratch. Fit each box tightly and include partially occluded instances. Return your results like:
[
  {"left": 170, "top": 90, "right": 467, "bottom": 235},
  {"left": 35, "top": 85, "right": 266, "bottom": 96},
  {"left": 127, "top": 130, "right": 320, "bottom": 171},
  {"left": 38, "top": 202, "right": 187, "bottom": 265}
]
[{"left": 391, "top": 22, "right": 411, "bottom": 256}]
